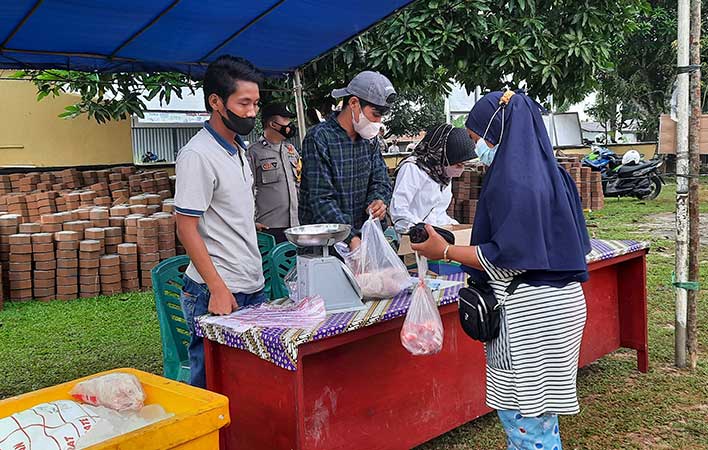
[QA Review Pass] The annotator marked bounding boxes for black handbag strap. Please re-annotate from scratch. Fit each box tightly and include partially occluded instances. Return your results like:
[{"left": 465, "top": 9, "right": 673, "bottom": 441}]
[
  {"left": 495, "top": 277, "right": 523, "bottom": 310},
  {"left": 505, "top": 277, "right": 523, "bottom": 296}
]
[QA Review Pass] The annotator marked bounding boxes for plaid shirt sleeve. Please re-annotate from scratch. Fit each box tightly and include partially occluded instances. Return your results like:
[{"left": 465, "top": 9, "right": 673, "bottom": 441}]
[
  {"left": 300, "top": 130, "right": 352, "bottom": 227},
  {"left": 367, "top": 139, "right": 393, "bottom": 205}
]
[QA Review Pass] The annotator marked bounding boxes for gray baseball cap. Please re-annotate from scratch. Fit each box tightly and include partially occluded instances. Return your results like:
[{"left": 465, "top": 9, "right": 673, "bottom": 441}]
[{"left": 331, "top": 71, "right": 397, "bottom": 107}]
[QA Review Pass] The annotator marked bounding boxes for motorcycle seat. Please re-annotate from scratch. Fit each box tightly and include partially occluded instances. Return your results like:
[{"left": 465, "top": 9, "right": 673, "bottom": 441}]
[{"left": 617, "top": 161, "right": 655, "bottom": 176}]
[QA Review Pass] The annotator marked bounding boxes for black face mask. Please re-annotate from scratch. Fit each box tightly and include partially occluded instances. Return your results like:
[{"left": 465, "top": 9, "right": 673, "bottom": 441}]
[
  {"left": 273, "top": 121, "right": 297, "bottom": 139},
  {"left": 219, "top": 102, "right": 256, "bottom": 136}
]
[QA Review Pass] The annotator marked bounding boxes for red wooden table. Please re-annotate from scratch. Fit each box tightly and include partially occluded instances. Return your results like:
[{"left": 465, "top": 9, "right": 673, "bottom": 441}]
[{"left": 204, "top": 249, "right": 648, "bottom": 450}]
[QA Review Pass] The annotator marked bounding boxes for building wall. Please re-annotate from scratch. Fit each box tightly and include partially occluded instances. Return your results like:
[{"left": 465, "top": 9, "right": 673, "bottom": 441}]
[{"left": 0, "top": 79, "right": 132, "bottom": 168}]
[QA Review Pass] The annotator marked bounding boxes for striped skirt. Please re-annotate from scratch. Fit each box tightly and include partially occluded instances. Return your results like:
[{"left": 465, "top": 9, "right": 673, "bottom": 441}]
[{"left": 485, "top": 281, "right": 587, "bottom": 417}]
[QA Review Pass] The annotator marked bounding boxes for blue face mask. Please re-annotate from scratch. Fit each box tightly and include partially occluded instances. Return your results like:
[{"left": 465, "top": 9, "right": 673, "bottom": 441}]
[{"left": 475, "top": 138, "right": 498, "bottom": 166}]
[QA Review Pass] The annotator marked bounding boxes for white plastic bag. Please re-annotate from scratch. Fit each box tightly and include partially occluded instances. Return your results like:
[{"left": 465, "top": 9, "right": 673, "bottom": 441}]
[
  {"left": 70, "top": 373, "right": 145, "bottom": 411},
  {"left": 0, "top": 400, "right": 98, "bottom": 450},
  {"left": 400, "top": 254, "right": 444, "bottom": 355},
  {"left": 76, "top": 404, "right": 173, "bottom": 449},
  {"left": 340, "top": 217, "right": 411, "bottom": 299},
  {"left": 284, "top": 267, "right": 299, "bottom": 302}
]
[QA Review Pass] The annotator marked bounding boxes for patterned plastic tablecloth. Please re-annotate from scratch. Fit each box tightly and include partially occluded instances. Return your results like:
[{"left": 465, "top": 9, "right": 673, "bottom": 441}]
[{"left": 195, "top": 239, "right": 649, "bottom": 371}]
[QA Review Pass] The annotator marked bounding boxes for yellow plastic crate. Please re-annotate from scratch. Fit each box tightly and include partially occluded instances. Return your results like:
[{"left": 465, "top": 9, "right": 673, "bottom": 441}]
[{"left": 0, "top": 368, "right": 230, "bottom": 450}]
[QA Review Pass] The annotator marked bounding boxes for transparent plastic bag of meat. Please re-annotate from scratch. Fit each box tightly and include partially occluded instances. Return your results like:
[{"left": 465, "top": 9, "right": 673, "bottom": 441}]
[
  {"left": 400, "top": 255, "right": 444, "bottom": 355},
  {"left": 70, "top": 373, "right": 145, "bottom": 411},
  {"left": 338, "top": 216, "right": 411, "bottom": 299}
]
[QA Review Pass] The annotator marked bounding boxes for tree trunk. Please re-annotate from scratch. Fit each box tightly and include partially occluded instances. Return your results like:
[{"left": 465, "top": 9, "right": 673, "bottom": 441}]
[{"left": 687, "top": 0, "right": 701, "bottom": 370}]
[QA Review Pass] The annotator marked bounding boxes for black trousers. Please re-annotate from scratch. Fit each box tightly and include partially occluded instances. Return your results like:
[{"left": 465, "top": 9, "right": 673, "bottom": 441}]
[{"left": 261, "top": 227, "right": 289, "bottom": 244}]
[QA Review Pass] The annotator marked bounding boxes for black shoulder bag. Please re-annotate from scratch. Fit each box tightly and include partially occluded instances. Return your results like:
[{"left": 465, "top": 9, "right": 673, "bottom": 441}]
[{"left": 458, "top": 278, "right": 522, "bottom": 342}]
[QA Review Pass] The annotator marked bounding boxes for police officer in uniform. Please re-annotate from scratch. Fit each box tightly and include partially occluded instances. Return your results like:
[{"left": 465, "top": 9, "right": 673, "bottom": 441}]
[{"left": 247, "top": 103, "right": 301, "bottom": 243}]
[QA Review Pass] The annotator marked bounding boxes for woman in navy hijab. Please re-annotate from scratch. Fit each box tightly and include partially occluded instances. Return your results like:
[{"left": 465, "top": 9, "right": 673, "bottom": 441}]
[{"left": 412, "top": 90, "right": 591, "bottom": 450}]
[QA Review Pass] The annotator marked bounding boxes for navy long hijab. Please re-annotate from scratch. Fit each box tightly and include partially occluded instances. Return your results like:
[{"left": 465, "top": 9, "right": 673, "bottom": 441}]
[{"left": 464, "top": 91, "right": 591, "bottom": 287}]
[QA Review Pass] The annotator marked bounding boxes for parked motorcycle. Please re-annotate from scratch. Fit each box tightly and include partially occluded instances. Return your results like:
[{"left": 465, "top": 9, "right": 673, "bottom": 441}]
[
  {"left": 582, "top": 147, "right": 665, "bottom": 200},
  {"left": 141, "top": 151, "right": 166, "bottom": 164},
  {"left": 582, "top": 146, "right": 622, "bottom": 175}
]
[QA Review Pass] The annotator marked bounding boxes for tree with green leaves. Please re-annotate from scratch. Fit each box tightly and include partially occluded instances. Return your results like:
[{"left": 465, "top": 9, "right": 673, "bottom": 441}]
[
  {"left": 300, "top": 0, "right": 645, "bottom": 113},
  {"left": 9, "top": 70, "right": 198, "bottom": 124},
  {"left": 588, "top": 0, "right": 708, "bottom": 142},
  {"left": 383, "top": 90, "right": 445, "bottom": 137},
  {"left": 587, "top": 1, "right": 678, "bottom": 141},
  {"left": 15, "top": 0, "right": 644, "bottom": 133}
]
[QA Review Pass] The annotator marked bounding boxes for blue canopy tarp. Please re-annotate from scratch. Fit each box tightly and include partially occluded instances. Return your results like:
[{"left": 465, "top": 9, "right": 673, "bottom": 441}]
[{"left": 0, "top": 0, "right": 413, "bottom": 76}]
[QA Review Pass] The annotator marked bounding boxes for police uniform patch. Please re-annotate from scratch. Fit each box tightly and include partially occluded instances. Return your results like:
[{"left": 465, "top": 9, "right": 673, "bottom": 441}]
[{"left": 262, "top": 161, "right": 278, "bottom": 171}]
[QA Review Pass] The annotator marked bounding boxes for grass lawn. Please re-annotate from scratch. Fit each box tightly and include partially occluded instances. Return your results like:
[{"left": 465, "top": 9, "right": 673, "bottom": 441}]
[{"left": 1, "top": 183, "right": 707, "bottom": 449}]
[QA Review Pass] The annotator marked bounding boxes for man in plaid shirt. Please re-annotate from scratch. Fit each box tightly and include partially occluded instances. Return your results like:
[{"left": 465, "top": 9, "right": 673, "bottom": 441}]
[{"left": 299, "top": 71, "right": 396, "bottom": 249}]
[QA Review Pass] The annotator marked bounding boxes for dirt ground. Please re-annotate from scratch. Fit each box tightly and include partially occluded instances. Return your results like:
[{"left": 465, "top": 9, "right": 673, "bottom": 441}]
[{"left": 633, "top": 212, "right": 708, "bottom": 243}]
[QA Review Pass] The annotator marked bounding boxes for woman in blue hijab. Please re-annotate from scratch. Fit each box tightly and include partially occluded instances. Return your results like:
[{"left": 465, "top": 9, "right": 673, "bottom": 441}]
[{"left": 412, "top": 90, "right": 591, "bottom": 450}]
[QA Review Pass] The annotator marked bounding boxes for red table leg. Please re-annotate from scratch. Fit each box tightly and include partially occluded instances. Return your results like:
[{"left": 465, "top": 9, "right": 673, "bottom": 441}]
[
  {"left": 579, "top": 251, "right": 649, "bottom": 373},
  {"left": 617, "top": 254, "right": 649, "bottom": 372}
]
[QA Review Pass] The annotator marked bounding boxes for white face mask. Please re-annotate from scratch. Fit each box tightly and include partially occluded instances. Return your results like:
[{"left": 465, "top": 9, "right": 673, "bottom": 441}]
[
  {"left": 444, "top": 165, "right": 465, "bottom": 178},
  {"left": 352, "top": 108, "right": 382, "bottom": 140},
  {"left": 475, "top": 104, "right": 505, "bottom": 166}
]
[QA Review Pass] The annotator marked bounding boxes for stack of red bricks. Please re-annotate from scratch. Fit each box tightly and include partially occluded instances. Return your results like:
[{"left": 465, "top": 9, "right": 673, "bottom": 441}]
[
  {"left": 0, "top": 214, "right": 20, "bottom": 301},
  {"left": 79, "top": 239, "right": 101, "bottom": 298},
  {"left": 155, "top": 213, "right": 176, "bottom": 260},
  {"left": 119, "top": 243, "right": 139, "bottom": 291},
  {"left": 0, "top": 199, "right": 177, "bottom": 300},
  {"left": 0, "top": 166, "right": 184, "bottom": 304},
  {"left": 590, "top": 172, "right": 604, "bottom": 210},
  {"left": 0, "top": 168, "right": 173, "bottom": 222},
  {"left": 104, "top": 226, "right": 123, "bottom": 254},
  {"left": 57, "top": 169, "right": 82, "bottom": 189},
  {"left": 100, "top": 254, "right": 122, "bottom": 295},
  {"left": 449, "top": 166, "right": 486, "bottom": 224},
  {"left": 27, "top": 192, "right": 58, "bottom": 223},
  {"left": 31, "top": 232, "right": 55, "bottom": 301},
  {"left": 8, "top": 233, "right": 32, "bottom": 301},
  {"left": 129, "top": 171, "right": 170, "bottom": 196},
  {"left": 5, "top": 194, "right": 28, "bottom": 218},
  {"left": 17, "top": 173, "right": 39, "bottom": 193},
  {"left": 38, "top": 172, "right": 55, "bottom": 191},
  {"left": 55, "top": 231, "right": 80, "bottom": 300},
  {"left": 0, "top": 164, "right": 262, "bottom": 306},
  {"left": 137, "top": 218, "right": 160, "bottom": 289},
  {"left": 557, "top": 156, "right": 605, "bottom": 211},
  {"left": 0, "top": 175, "right": 12, "bottom": 195}
]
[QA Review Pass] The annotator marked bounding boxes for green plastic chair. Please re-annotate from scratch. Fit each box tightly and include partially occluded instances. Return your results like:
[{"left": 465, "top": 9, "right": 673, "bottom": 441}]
[
  {"left": 257, "top": 232, "right": 277, "bottom": 299},
  {"left": 151, "top": 255, "right": 191, "bottom": 383},
  {"left": 269, "top": 242, "right": 297, "bottom": 299},
  {"left": 383, "top": 226, "right": 399, "bottom": 251}
]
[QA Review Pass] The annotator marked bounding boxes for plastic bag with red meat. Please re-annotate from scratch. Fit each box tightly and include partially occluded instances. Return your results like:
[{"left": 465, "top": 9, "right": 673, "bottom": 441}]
[
  {"left": 400, "top": 254, "right": 444, "bottom": 355},
  {"left": 336, "top": 216, "right": 411, "bottom": 299},
  {"left": 70, "top": 372, "right": 145, "bottom": 411}
]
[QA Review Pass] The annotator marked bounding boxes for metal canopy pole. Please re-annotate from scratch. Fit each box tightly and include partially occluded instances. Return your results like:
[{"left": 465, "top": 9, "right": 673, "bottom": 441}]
[
  {"left": 674, "top": 0, "right": 690, "bottom": 368},
  {"left": 293, "top": 69, "right": 307, "bottom": 148}
]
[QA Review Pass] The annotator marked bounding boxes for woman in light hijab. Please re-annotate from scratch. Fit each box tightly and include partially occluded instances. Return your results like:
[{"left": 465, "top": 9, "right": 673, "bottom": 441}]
[
  {"left": 390, "top": 124, "right": 475, "bottom": 233},
  {"left": 412, "top": 91, "right": 591, "bottom": 450}
]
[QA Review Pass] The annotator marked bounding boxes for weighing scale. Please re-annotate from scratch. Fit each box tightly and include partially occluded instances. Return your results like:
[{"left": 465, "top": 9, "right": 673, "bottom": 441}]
[{"left": 285, "top": 224, "right": 366, "bottom": 313}]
